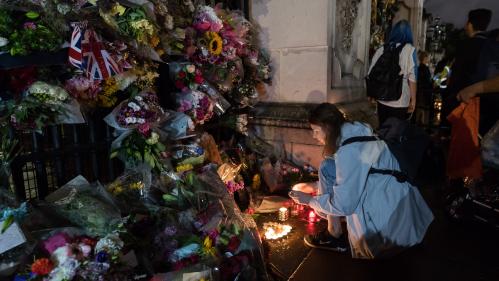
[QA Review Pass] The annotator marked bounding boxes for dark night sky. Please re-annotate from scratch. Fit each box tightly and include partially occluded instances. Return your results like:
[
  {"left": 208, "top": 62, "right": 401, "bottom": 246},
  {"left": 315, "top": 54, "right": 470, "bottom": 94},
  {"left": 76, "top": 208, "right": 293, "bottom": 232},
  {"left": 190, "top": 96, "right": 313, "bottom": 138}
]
[{"left": 424, "top": 0, "right": 499, "bottom": 29}]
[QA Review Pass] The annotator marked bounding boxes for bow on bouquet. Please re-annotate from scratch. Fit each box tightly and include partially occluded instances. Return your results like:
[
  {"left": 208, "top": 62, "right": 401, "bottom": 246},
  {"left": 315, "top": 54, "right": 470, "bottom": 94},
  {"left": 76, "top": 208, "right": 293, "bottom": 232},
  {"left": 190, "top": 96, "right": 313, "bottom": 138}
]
[{"left": 105, "top": 92, "right": 168, "bottom": 172}]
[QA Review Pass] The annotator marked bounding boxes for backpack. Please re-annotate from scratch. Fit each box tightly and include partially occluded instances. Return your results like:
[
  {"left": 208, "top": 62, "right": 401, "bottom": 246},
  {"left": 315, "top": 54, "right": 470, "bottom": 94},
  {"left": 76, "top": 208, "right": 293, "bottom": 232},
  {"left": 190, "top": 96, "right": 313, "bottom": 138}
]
[
  {"left": 341, "top": 118, "right": 430, "bottom": 185},
  {"left": 366, "top": 44, "right": 405, "bottom": 101}
]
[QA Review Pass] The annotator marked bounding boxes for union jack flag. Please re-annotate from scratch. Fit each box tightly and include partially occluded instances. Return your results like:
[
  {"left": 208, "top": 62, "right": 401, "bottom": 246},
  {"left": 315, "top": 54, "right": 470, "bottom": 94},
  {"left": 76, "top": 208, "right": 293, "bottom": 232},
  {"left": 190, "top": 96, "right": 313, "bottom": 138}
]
[
  {"left": 68, "top": 22, "right": 85, "bottom": 69},
  {"left": 68, "top": 23, "right": 122, "bottom": 80}
]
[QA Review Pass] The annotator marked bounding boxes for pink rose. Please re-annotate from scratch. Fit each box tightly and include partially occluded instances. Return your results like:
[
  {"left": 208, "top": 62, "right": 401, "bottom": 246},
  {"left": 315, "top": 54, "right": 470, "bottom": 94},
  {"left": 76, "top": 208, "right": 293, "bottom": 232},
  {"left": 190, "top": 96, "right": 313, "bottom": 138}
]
[
  {"left": 138, "top": 123, "right": 151, "bottom": 137},
  {"left": 42, "top": 232, "right": 72, "bottom": 254}
]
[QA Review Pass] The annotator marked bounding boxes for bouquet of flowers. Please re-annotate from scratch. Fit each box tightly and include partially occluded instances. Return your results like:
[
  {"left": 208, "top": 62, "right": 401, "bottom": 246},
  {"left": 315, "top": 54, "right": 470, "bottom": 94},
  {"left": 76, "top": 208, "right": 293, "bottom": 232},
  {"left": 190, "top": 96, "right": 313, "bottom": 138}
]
[
  {"left": 176, "top": 90, "right": 214, "bottom": 126},
  {"left": 0, "top": 9, "right": 63, "bottom": 56},
  {"left": 8, "top": 81, "right": 84, "bottom": 131},
  {"left": 111, "top": 128, "right": 167, "bottom": 172},
  {"left": 100, "top": 2, "right": 160, "bottom": 49},
  {"left": 174, "top": 64, "right": 204, "bottom": 92},
  {"left": 105, "top": 92, "right": 168, "bottom": 172},
  {"left": 44, "top": 176, "right": 122, "bottom": 237},
  {"left": 112, "top": 92, "right": 165, "bottom": 129},
  {"left": 16, "top": 229, "right": 130, "bottom": 281}
]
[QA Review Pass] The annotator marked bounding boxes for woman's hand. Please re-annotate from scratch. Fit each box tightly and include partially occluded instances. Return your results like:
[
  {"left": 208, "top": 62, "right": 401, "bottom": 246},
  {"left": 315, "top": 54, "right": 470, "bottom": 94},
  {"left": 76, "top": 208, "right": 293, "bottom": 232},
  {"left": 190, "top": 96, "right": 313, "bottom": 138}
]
[
  {"left": 407, "top": 98, "right": 416, "bottom": 113},
  {"left": 289, "top": 190, "right": 312, "bottom": 205},
  {"left": 457, "top": 84, "right": 479, "bottom": 103}
]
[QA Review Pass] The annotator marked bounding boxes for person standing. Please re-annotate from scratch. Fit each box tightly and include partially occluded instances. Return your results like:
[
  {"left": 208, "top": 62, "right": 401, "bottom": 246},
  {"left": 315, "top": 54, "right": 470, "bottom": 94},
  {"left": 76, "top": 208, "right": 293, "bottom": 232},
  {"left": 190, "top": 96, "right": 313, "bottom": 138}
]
[
  {"left": 442, "top": 8, "right": 492, "bottom": 120},
  {"left": 368, "top": 20, "right": 418, "bottom": 126},
  {"left": 415, "top": 51, "right": 433, "bottom": 128}
]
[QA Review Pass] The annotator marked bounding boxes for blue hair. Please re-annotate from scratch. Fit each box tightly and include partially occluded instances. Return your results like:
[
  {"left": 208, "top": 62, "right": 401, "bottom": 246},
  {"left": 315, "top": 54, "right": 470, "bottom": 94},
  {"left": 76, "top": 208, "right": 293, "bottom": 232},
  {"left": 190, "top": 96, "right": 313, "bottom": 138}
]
[{"left": 388, "top": 20, "right": 414, "bottom": 45}]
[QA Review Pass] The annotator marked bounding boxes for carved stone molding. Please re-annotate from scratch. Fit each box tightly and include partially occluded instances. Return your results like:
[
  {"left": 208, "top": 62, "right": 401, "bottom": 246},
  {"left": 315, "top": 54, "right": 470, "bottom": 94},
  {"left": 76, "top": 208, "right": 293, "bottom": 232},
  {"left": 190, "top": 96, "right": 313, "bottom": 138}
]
[
  {"left": 250, "top": 101, "right": 377, "bottom": 129},
  {"left": 340, "top": 0, "right": 362, "bottom": 52}
]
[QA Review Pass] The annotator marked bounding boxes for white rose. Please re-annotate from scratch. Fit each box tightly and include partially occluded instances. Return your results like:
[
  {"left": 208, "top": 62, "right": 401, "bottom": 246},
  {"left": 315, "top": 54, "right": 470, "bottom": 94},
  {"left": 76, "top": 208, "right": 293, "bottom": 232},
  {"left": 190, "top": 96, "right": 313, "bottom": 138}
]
[
  {"left": 186, "top": 65, "right": 196, "bottom": 73},
  {"left": 0, "top": 37, "right": 8, "bottom": 48},
  {"left": 128, "top": 102, "right": 140, "bottom": 111},
  {"left": 137, "top": 118, "right": 145, "bottom": 124},
  {"left": 125, "top": 117, "right": 135, "bottom": 124}
]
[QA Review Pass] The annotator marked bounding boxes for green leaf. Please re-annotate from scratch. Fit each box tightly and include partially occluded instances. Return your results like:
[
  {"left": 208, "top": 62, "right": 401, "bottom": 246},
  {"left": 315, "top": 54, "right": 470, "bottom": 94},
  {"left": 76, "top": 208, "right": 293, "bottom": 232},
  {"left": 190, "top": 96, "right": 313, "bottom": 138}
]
[
  {"left": 25, "top": 11, "right": 39, "bottom": 19},
  {"left": 144, "top": 152, "right": 155, "bottom": 168},
  {"left": 156, "top": 143, "right": 166, "bottom": 152},
  {"left": 1, "top": 215, "right": 14, "bottom": 234},
  {"left": 162, "top": 194, "right": 177, "bottom": 202},
  {"left": 110, "top": 151, "right": 119, "bottom": 159}
]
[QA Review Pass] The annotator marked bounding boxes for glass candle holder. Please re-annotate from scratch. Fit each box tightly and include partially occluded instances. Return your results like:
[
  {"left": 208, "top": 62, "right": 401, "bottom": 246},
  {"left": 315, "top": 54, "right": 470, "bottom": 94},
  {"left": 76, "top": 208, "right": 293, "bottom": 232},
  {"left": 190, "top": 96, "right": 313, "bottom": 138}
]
[{"left": 278, "top": 207, "right": 289, "bottom": 221}]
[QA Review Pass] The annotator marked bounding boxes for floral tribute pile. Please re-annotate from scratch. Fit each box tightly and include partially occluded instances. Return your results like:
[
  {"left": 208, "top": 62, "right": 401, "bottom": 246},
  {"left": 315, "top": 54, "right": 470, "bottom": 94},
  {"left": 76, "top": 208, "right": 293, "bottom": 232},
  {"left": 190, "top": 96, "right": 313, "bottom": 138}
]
[{"left": 0, "top": 0, "right": 275, "bottom": 280}]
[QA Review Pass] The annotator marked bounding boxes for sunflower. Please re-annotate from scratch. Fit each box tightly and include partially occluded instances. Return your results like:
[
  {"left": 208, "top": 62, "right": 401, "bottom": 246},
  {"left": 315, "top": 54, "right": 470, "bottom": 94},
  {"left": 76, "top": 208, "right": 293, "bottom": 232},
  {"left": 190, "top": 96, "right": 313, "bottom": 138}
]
[{"left": 205, "top": 31, "right": 223, "bottom": 56}]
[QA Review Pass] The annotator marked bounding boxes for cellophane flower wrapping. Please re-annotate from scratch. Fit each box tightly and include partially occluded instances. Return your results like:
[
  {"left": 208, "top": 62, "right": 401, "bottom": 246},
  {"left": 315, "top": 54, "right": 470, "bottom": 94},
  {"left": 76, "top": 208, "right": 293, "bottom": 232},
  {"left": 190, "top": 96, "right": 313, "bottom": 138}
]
[
  {"left": 9, "top": 81, "right": 84, "bottom": 132},
  {"left": 43, "top": 176, "right": 122, "bottom": 237},
  {"left": 106, "top": 165, "right": 154, "bottom": 214},
  {"left": 0, "top": 190, "right": 35, "bottom": 277},
  {"left": 16, "top": 226, "right": 135, "bottom": 281},
  {"left": 104, "top": 91, "right": 166, "bottom": 132},
  {"left": 105, "top": 91, "right": 169, "bottom": 172},
  {"left": 175, "top": 89, "right": 214, "bottom": 126}
]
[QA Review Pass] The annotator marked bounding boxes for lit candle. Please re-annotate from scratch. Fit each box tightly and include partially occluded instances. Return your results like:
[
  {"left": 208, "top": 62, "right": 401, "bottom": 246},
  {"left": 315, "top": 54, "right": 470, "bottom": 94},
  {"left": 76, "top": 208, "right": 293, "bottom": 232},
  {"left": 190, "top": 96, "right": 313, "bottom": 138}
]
[
  {"left": 278, "top": 207, "right": 289, "bottom": 221},
  {"left": 308, "top": 210, "right": 316, "bottom": 223}
]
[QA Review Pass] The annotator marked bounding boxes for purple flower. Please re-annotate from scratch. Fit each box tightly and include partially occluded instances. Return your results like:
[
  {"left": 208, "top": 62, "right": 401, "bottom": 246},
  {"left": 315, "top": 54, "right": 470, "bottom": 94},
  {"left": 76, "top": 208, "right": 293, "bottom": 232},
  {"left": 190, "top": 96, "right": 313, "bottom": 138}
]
[
  {"left": 23, "top": 22, "right": 36, "bottom": 29},
  {"left": 178, "top": 100, "right": 192, "bottom": 112},
  {"left": 96, "top": 251, "right": 108, "bottom": 263},
  {"left": 163, "top": 226, "right": 177, "bottom": 237}
]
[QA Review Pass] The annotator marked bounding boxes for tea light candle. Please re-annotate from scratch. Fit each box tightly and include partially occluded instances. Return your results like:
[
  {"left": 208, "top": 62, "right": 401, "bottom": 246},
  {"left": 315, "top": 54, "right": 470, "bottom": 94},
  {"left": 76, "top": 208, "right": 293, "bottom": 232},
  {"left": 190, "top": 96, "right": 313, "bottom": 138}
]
[
  {"left": 278, "top": 207, "right": 289, "bottom": 221},
  {"left": 308, "top": 210, "right": 316, "bottom": 223}
]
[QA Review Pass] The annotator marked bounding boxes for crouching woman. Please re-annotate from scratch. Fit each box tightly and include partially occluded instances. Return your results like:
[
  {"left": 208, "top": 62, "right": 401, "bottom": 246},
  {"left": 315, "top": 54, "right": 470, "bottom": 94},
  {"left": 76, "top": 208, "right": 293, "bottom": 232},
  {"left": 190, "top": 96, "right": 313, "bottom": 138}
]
[{"left": 290, "top": 103, "right": 433, "bottom": 259}]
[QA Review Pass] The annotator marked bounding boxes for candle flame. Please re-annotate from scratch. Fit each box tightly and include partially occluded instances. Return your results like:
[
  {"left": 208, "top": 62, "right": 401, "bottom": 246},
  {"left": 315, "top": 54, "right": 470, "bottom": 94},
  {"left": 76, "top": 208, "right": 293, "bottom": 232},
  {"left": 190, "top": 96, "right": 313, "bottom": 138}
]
[{"left": 263, "top": 223, "right": 292, "bottom": 240}]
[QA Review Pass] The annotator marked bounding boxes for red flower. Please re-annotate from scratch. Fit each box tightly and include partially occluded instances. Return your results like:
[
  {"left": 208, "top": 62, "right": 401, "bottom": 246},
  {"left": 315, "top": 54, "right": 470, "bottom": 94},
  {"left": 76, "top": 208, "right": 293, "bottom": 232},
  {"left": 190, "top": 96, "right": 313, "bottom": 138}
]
[
  {"left": 177, "top": 71, "right": 186, "bottom": 79},
  {"left": 194, "top": 74, "right": 204, "bottom": 84},
  {"left": 227, "top": 236, "right": 241, "bottom": 253},
  {"left": 138, "top": 123, "right": 151, "bottom": 137},
  {"left": 78, "top": 236, "right": 97, "bottom": 248},
  {"left": 175, "top": 80, "right": 185, "bottom": 90},
  {"left": 31, "top": 258, "right": 53, "bottom": 276}
]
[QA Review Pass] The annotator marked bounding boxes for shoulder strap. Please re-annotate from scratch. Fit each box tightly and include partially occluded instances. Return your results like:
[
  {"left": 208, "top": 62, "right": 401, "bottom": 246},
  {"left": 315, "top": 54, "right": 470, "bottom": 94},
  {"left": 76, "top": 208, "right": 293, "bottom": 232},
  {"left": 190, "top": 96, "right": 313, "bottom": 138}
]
[
  {"left": 341, "top": 136, "right": 379, "bottom": 147},
  {"left": 340, "top": 136, "right": 409, "bottom": 183}
]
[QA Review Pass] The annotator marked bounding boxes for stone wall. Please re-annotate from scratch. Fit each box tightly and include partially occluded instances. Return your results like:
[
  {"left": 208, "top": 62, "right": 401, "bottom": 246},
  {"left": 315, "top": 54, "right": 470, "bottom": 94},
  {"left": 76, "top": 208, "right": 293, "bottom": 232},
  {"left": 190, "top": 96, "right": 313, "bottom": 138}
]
[{"left": 249, "top": 0, "right": 383, "bottom": 168}]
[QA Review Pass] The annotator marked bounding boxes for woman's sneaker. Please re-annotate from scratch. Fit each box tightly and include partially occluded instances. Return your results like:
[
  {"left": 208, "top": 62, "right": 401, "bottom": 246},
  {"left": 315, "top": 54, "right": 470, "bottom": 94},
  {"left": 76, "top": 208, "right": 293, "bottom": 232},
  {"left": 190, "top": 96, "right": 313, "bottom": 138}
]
[{"left": 303, "top": 230, "right": 349, "bottom": 252}]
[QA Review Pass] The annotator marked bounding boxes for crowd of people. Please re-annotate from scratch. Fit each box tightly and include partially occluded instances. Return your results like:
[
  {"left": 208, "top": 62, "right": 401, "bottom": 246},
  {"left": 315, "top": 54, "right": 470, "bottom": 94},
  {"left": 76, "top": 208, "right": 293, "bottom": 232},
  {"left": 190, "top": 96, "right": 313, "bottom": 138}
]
[{"left": 288, "top": 8, "right": 499, "bottom": 260}]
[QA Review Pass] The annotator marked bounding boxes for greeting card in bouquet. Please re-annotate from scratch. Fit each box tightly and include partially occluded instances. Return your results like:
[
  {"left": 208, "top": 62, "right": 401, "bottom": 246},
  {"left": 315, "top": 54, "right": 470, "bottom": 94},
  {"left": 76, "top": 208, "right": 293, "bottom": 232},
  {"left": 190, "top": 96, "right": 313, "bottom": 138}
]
[{"left": 0, "top": 221, "right": 26, "bottom": 254}]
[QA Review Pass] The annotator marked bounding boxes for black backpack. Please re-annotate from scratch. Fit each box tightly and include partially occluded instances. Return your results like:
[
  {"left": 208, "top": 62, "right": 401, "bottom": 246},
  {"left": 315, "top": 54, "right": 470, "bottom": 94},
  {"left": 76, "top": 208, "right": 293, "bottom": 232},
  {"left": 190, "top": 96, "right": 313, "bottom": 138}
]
[
  {"left": 366, "top": 44, "right": 405, "bottom": 101},
  {"left": 341, "top": 118, "right": 430, "bottom": 185}
]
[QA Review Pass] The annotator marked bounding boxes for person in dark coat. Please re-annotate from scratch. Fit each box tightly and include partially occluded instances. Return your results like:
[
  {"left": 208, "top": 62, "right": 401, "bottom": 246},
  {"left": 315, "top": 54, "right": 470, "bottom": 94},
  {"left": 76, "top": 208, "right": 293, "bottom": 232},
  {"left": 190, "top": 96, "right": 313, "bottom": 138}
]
[
  {"left": 442, "top": 8, "right": 492, "bottom": 120},
  {"left": 415, "top": 51, "right": 433, "bottom": 128}
]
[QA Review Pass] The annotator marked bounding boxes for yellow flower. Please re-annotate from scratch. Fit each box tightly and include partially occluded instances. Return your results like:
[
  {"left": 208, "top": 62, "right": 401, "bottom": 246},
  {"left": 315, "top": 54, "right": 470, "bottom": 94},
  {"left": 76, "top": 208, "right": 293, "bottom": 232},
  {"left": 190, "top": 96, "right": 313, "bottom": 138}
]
[
  {"left": 176, "top": 164, "right": 193, "bottom": 173},
  {"left": 202, "top": 236, "right": 217, "bottom": 257},
  {"left": 102, "top": 77, "right": 119, "bottom": 96},
  {"left": 251, "top": 174, "right": 261, "bottom": 190},
  {"left": 150, "top": 35, "right": 160, "bottom": 47},
  {"left": 130, "top": 181, "right": 144, "bottom": 190},
  {"left": 111, "top": 3, "right": 126, "bottom": 16},
  {"left": 205, "top": 32, "right": 223, "bottom": 56},
  {"left": 131, "top": 19, "right": 154, "bottom": 36}
]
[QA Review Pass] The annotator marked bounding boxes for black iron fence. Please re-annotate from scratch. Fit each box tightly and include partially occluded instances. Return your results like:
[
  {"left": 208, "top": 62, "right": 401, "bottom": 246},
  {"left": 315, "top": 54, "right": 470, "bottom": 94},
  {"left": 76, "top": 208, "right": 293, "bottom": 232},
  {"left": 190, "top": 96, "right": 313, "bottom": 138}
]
[{"left": 9, "top": 119, "right": 123, "bottom": 200}]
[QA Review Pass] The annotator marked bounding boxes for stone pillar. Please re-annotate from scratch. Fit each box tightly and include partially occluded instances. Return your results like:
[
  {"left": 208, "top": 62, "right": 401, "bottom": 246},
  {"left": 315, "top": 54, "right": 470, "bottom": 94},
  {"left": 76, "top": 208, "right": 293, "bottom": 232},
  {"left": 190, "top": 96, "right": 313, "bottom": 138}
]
[
  {"left": 251, "top": 0, "right": 331, "bottom": 103},
  {"left": 250, "top": 0, "right": 376, "bottom": 169}
]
